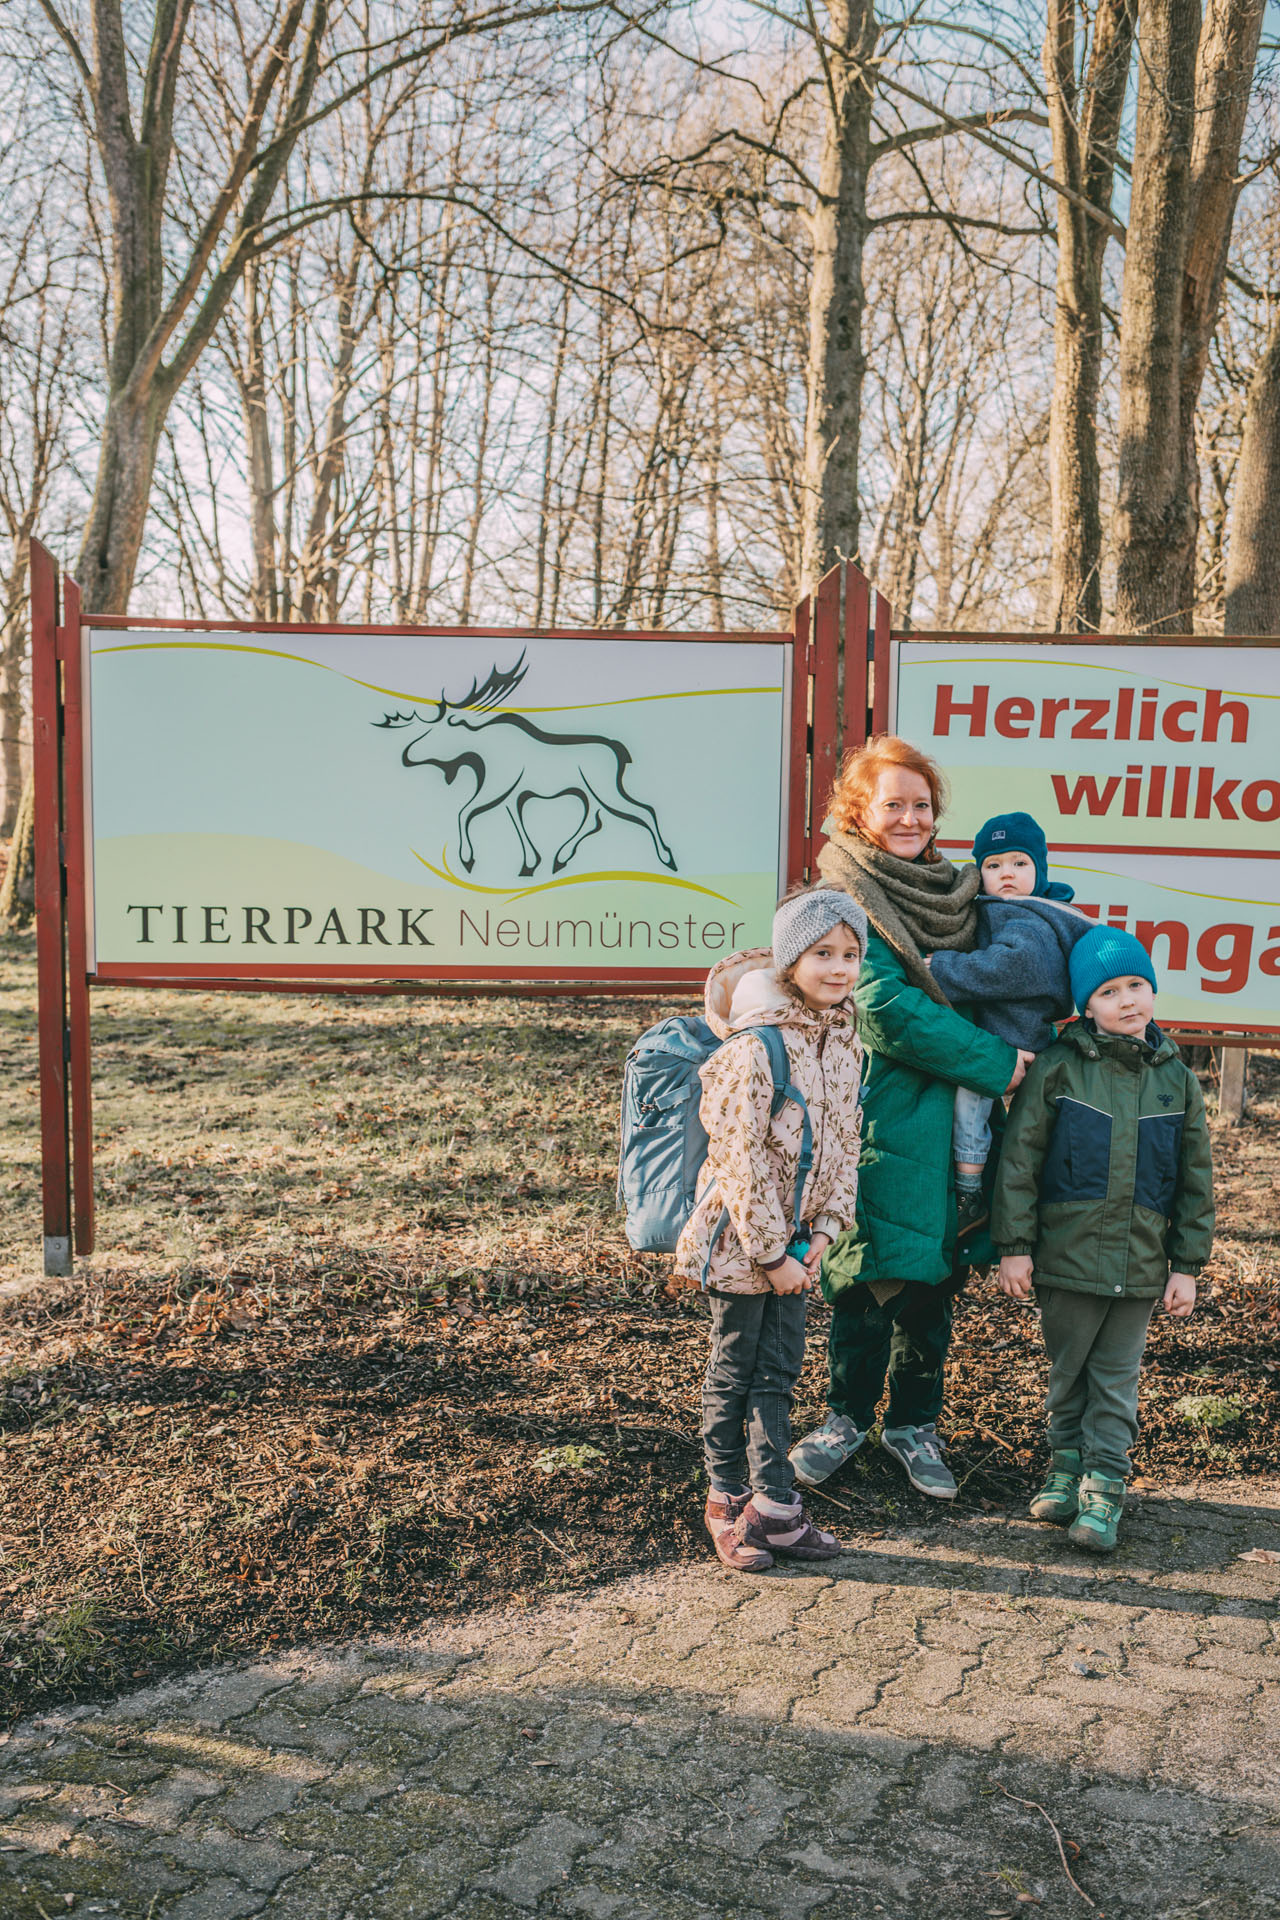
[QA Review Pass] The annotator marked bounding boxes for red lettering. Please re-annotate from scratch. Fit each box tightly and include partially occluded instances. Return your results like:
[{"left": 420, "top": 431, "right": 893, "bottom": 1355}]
[
  {"left": 1261, "top": 928, "right": 1280, "bottom": 978},
  {"left": 1197, "top": 922, "right": 1253, "bottom": 995},
  {"left": 1202, "top": 688, "right": 1249, "bottom": 743},
  {"left": 994, "top": 696, "right": 1034, "bottom": 738},
  {"left": 1040, "top": 697, "right": 1070, "bottom": 738},
  {"left": 934, "top": 684, "right": 988, "bottom": 736},
  {"left": 1070, "top": 698, "right": 1110, "bottom": 740},
  {"left": 1115, "top": 687, "right": 1134, "bottom": 739},
  {"left": 1170, "top": 765, "right": 1191, "bottom": 818},
  {"left": 1136, "top": 918, "right": 1189, "bottom": 971},
  {"left": 1194, "top": 767, "right": 1240, "bottom": 819},
  {"left": 1051, "top": 772, "right": 1122, "bottom": 816},
  {"left": 1122, "top": 765, "right": 1142, "bottom": 817},
  {"left": 1137, "top": 688, "right": 1159, "bottom": 740},
  {"left": 1146, "top": 765, "right": 1167, "bottom": 816},
  {"left": 1242, "top": 779, "right": 1280, "bottom": 824},
  {"left": 1161, "top": 699, "right": 1197, "bottom": 742}
]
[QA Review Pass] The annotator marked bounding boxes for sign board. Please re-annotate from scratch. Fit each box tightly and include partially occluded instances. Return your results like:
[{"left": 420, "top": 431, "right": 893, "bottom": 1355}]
[
  {"left": 85, "top": 626, "right": 796, "bottom": 984},
  {"left": 892, "top": 639, "right": 1280, "bottom": 1034}
]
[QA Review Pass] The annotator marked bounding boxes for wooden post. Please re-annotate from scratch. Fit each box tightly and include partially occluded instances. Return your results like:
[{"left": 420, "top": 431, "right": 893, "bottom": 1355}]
[
  {"left": 31, "top": 540, "right": 72, "bottom": 1275},
  {"left": 1218, "top": 1047, "right": 1248, "bottom": 1125},
  {"left": 59, "top": 575, "right": 95, "bottom": 1252}
]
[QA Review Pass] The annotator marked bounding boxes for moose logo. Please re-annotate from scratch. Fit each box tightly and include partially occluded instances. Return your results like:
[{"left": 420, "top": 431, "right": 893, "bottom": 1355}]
[{"left": 373, "top": 652, "right": 677, "bottom": 880}]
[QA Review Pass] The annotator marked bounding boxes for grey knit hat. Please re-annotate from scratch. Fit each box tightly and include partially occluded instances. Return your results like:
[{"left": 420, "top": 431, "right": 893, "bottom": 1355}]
[{"left": 772, "top": 889, "right": 868, "bottom": 974}]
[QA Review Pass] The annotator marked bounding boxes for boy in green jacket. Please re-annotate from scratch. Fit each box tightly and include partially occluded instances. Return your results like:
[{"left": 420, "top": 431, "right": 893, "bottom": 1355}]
[{"left": 991, "top": 928, "right": 1215, "bottom": 1553}]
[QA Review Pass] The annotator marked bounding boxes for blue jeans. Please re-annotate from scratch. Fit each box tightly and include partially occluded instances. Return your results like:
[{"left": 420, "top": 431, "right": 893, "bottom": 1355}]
[
  {"left": 953, "top": 1085, "right": 994, "bottom": 1166},
  {"left": 703, "top": 1289, "right": 808, "bottom": 1499}
]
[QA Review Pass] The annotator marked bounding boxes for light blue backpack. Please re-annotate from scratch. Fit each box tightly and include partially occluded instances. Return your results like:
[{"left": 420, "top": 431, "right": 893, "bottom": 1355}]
[{"left": 617, "top": 1014, "right": 812, "bottom": 1277}]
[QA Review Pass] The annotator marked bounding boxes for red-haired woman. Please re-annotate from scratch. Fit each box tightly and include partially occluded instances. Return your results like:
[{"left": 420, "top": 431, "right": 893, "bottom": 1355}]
[{"left": 788, "top": 735, "right": 1032, "bottom": 1499}]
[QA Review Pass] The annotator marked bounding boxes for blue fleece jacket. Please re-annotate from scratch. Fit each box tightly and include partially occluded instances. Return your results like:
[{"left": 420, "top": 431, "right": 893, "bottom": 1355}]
[{"left": 928, "top": 888, "right": 1095, "bottom": 1050}]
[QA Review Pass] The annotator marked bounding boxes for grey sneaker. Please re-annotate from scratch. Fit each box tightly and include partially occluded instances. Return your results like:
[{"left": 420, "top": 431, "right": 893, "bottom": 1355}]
[
  {"left": 788, "top": 1414, "right": 868, "bottom": 1488},
  {"left": 881, "top": 1424, "right": 958, "bottom": 1500}
]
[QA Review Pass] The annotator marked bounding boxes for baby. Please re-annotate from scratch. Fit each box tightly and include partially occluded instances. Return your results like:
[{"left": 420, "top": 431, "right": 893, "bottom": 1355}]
[{"left": 927, "top": 811, "right": 1093, "bottom": 1239}]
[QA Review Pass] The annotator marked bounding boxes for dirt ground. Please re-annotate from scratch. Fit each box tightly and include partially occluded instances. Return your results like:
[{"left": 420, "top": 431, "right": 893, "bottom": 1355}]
[{"left": 2, "top": 930, "right": 1277, "bottom": 1726}]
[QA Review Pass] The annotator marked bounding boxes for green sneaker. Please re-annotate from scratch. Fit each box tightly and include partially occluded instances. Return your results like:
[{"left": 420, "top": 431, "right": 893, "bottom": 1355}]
[
  {"left": 881, "top": 1423, "right": 958, "bottom": 1500},
  {"left": 1028, "top": 1449, "right": 1082, "bottom": 1524},
  {"left": 1067, "top": 1473, "right": 1126, "bottom": 1553}
]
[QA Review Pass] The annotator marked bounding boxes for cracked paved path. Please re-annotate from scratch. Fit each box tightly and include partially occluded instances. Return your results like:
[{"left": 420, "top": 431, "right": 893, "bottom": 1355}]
[{"left": 2, "top": 1480, "right": 1278, "bottom": 1920}]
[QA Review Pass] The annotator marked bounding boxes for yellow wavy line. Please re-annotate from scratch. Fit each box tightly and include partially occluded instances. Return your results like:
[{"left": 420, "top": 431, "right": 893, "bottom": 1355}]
[
  {"left": 412, "top": 846, "right": 735, "bottom": 904},
  {"left": 1053, "top": 860, "right": 1280, "bottom": 910},
  {"left": 899, "top": 652, "right": 1279, "bottom": 702},
  {"left": 91, "top": 639, "right": 779, "bottom": 711}
]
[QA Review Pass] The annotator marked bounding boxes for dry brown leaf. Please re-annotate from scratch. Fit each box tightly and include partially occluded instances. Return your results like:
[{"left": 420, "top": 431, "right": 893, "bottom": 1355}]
[{"left": 1237, "top": 1548, "right": 1280, "bottom": 1564}]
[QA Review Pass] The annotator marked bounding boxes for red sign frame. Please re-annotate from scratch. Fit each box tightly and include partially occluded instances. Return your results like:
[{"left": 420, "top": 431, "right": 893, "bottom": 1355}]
[{"left": 33, "top": 545, "right": 884, "bottom": 1271}]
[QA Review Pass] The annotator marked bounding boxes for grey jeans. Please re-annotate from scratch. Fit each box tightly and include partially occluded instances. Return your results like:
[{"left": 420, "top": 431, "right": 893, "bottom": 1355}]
[
  {"left": 703, "top": 1288, "right": 808, "bottom": 1500},
  {"left": 1038, "top": 1286, "right": 1158, "bottom": 1481}
]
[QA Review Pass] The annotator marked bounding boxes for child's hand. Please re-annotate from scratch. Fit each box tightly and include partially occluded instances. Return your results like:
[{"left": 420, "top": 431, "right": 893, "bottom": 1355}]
[
  {"left": 996, "top": 1254, "right": 1034, "bottom": 1300},
  {"left": 1164, "top": 1271, "right": 1197, "bottom": 1317},
  {"left": 922, "top": 955, "right": 933, "bottom": 970},
  {"left": 766, "top": 1255, "right": 811, "bottom": 1295},
  {"left": 802, "top": 1233, "right": 832, "bottom": 1276},
  {"left": 1003, "top": 1050, "right": 1036, "bottom": 1095}
]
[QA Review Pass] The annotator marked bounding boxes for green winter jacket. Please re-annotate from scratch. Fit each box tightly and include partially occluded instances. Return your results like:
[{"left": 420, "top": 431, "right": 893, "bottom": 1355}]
[
  {"left": 821, "top": 932, "right": 1018, "bottom": 1299},
  {"left": 991, "top": 1021, "right": 1215, "bottom": 1298}
]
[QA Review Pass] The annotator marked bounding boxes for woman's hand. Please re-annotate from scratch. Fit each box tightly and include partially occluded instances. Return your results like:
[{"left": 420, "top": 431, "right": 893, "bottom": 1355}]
[
  {"left": 766, "top": 1255, "right": 811, "bottom": 1295},
  {"left": 996, "top": 1254, "right": 1034, "bottom": 1300},
  {"left": 1163, "top": 1271, "right": 1197, "bottom": 1317},
  {"left": 801, "top": 1233, "right": 832, "bottom": 1276},
  {"left": 1003, "top": 1049, "right": 1036, "bottom": 1095}
]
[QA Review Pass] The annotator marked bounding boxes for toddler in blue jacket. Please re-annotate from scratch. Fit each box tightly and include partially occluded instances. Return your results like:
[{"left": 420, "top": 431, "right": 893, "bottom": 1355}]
[{"left": 927, "top": 811, "right": 1093, "bottom": 1238}]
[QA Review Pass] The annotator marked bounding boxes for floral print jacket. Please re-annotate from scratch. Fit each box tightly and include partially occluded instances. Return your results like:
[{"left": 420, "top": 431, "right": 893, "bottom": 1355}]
[{"left": 671, "top": 948, "right": 863, "bottom": 1296}]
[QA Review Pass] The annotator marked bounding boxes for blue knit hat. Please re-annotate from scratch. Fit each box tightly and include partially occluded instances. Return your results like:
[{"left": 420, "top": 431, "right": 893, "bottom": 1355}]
[
  {"left": 973, "top": 811, "right": 1049, "bottom": 894},
  {"left": 1069, "top": 927, "right": 1158, "bottom": 1017},
  {"left": 772, "top": 888, "right": 867, "bottom": 973}
]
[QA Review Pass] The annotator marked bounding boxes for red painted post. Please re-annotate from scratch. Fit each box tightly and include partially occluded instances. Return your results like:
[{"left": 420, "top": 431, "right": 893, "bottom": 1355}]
[
  {"left": 871, "top": 590, "right": 892, "bottom": 736},
  {"left": 790, "top": 595, "right": 812, "bottom": 879},
  {"left": 842, "top": 563, "right": 870, "bottom": 756},
  {"left": 809, "top": 565, "right": 841, "bottom": 863},
  {"left": 59, "top": 575, "right": 94, "bottom": 1254},
  {"left": 786, "top": 604, "right": 811, "bottom": 885},
  {"left": 31, "top": 541, "right": 72, "bottom": 1275}
]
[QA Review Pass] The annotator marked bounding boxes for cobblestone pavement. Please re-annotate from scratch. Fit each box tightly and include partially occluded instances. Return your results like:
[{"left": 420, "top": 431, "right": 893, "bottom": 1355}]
[{"left": 2, "top": 1480, "right": 1278, "bottom": 1920}]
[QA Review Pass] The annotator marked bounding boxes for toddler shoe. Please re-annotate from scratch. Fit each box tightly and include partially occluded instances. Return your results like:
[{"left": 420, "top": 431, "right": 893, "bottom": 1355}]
[
  {"left": 788, "top": 1413, "right": 867, "bottom": 1487},
  {"left": 881, "top": 1423, "right": 958, "bottom": 1499},
  {"left": 955, "top": 1187, "right": 989, "bottom": 1240},
  {"left": 737, "top": 1497, "right": 843, "bottom": 1561},
  {"left": 1067, "top": 1473, "right": 1125, "bottom": 1553},
  {"left": 1028, "top": 1449, "right": 1082, "bottom": 1524},
  {"left": 705, "top": 1489, "right": 772, "bottom": 1572}
]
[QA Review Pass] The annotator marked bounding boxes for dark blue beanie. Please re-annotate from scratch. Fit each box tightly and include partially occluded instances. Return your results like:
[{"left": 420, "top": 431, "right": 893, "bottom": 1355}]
[
  {"left": 972, "top": 811, "right": 1049, "bottom": 894},
  {"left": 1069, "top": 927, "right": 1158, "bottom": 1017}
]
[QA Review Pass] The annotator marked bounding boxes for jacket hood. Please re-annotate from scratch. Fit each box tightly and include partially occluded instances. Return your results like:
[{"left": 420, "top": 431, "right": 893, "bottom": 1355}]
[
  {"left": 702, "top": 947, "right": 853, "bottom": 1041},
  {"left": 1057, "top": 1017, "right": 1179, "bottom": 1066}
]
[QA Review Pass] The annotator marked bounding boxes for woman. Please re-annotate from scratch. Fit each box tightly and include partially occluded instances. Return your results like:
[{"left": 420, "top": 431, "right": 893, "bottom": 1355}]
[{"left": 788, "top": 735, "right": 1031, "bottom": 1500}]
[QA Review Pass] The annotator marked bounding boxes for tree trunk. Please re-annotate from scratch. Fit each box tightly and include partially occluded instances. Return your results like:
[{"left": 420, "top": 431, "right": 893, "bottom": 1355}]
[
  {"left": 1224, "top": 310, "right": 1280, "bottom": 634},
  {"left": 1044, "top": 0, "right": 1135, "bottom": 632},
  {"left": 240, "top": 259, "right": 279, "bottom": 622},
  {"left": 0, "top": 769, "right": 35, "bottom": 929},
  {"left": 1173, "top": 0, "right": 1268, "bottom": 619},
  {"left": 0, "top": 541, "right": 32, "bottom": 838},
  {"left": 799, "top": 0, "right": 877, "bottom": 592},
  {"left": 1113, "top": 0, "right": 1200, "bottom": 633},
  {"left": 1114, "top": 0, "right": 1264, "bottom": 632}
]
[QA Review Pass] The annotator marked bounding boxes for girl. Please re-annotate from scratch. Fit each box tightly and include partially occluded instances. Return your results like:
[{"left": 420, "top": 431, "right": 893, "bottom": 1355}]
[{"left": 672, "top": 888, "right": 868, "bottom": 1572}]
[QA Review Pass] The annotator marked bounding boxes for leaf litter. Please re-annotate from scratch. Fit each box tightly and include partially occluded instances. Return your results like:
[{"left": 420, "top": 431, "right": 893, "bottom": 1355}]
[{"left": 0, "top": 936, "right": 1277, "bottom": 1723}]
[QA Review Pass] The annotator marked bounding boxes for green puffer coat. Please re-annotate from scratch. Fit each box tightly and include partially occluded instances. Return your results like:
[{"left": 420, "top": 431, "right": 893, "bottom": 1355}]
[
  {"left": 820, "top": 932, "right": 1018, "bottom": 1299},
  {"left": 991, "top": 1021, "right": 1215, "bottom": 1297}
]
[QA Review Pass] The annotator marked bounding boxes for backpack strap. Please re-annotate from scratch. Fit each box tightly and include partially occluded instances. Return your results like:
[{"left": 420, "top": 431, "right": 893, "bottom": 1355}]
[{"left": 700, "top": 1026, "right": 813, "bottom": 1287}]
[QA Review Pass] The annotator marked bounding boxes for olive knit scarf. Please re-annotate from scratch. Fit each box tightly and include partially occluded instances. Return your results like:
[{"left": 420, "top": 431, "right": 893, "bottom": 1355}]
[{"left": 817, "top": 828, "right": 979, "bottom": 1004}]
